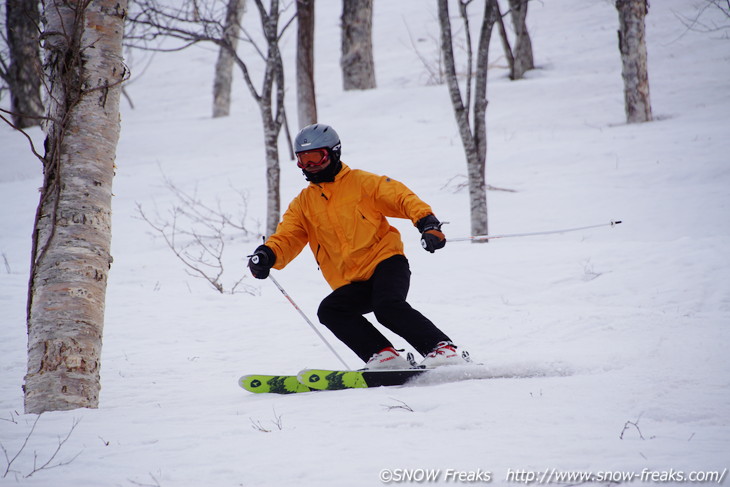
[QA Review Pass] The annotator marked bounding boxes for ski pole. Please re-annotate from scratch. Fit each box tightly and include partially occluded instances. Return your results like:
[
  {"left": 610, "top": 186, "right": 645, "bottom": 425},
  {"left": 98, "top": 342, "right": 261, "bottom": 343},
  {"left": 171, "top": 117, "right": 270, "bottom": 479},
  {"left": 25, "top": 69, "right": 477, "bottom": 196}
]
[
  {"left": 267, "top": 274, "right": 352, "bottom": 370},
  {"left": 449, "top": 220, "right": 622, "bottom": 242}
]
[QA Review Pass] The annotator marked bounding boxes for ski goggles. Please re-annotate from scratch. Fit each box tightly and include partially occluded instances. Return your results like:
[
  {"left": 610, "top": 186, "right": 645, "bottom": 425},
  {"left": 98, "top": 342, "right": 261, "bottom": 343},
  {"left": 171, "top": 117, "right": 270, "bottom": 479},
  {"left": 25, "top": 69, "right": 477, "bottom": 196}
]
[{"left": 296, "top": 148, "right": 330, "bottom": 169}]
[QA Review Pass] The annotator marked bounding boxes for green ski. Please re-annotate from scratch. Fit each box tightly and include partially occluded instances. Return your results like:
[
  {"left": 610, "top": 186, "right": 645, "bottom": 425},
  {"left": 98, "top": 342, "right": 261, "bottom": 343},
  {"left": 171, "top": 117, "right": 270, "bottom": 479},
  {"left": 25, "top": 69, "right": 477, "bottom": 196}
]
[
  {"left": 239, "top": 374, "right": 313, "bottom": 394},
  {"left": 296, "top": 368, "right": 429, "bottom": 391}
]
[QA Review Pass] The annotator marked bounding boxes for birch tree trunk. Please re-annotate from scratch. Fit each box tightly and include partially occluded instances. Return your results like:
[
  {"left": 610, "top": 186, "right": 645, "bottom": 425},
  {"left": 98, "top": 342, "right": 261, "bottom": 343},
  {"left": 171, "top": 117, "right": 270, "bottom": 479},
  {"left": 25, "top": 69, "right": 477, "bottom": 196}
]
[
  {"left": 340, "top": 0, "right": 375, "bottom": 91},
  {"left": 6, "top": 0, "right": 44, "bottom": 128},
  {"left": 508, "top": 0, "right": 534, "bottom": 79},
  {"left": 296, "top": 0, "right": 317, "bottom": 128},
  {"left": 24, "top": 0, "right": 127, "bottom": 414},
  {"left": 616, "top": 0, "right": 652, "bottom": 123},
  {"left": 437, "top": 0, "right": 497, "bottom": 238},
  {"left": 495, "top": 1, "right": 515, "bottom": 80},
  {"left": 254, "top": 0, "right": 285, "bottom": 237},
  {"left": 212, "top": 0, "right": 246, "bottom": 118}
]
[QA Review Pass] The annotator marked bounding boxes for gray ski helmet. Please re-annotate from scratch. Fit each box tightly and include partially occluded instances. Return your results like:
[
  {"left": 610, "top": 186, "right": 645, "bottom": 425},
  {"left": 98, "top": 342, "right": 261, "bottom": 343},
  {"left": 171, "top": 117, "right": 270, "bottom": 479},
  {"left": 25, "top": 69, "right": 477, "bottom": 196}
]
[{"left": 294, "top": 124, "right": 341, "bottom": 158}]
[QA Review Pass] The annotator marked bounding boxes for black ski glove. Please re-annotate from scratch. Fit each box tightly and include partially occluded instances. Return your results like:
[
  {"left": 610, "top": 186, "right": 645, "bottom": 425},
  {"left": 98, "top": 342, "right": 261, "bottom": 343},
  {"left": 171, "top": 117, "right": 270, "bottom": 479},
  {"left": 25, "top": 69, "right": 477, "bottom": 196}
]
[
  {"left": 248, "top": 245, "right": 275, "bottom": 279},
  {"left": 417, "top": 214, "right": 446, "bottom": 253}
]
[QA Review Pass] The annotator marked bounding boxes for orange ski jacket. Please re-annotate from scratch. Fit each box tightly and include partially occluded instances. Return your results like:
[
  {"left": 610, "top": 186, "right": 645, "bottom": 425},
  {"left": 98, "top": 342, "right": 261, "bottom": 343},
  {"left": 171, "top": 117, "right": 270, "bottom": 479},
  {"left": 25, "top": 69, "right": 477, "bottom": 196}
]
[{"left": 265, "top": 164, "right": 434, "bottom": 290}]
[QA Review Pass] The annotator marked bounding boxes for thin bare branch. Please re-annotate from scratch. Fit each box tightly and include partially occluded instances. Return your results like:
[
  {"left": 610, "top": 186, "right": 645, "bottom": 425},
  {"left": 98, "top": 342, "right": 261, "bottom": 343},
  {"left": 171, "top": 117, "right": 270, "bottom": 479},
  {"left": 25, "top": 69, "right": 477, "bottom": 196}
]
[
  {"left": 1, "top": 414, "right": 82, "bottom": 479},
  {"left": 25, "top": 418, "right": 82, "bottom": 478},
  {"left": 135, "top": 174, "right": 257, "bottom": 295},
  {"left": 0, "top": 110, "right": 46, "bottom": 161},
  {"left": 2, "top": 415, "right": 41, "bottom": 478}
]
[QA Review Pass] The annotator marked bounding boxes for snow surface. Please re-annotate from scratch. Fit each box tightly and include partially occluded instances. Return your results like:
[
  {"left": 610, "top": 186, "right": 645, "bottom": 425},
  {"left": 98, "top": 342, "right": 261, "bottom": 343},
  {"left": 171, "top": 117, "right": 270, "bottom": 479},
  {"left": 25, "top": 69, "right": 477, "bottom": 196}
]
[{"left": 1, "top": 0, "right": 729, "bottom": 486}]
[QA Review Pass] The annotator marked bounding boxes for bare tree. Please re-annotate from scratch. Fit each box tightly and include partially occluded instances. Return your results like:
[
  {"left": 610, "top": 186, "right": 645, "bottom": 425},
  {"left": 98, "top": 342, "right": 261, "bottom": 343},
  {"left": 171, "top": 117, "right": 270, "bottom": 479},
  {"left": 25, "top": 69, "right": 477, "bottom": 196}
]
[
  {"left": 1, "top": 5, "right": 11, "bottom": 101},
  {"left": 437, "top": 0, "right": 499, "bottom": 238},
  {"left": 341, "top": 0, "right": 375, "bottom": 90},
  {"left": 494, "top": 0, "right": 533, "bottom": 81},
  {"left": 128, "top": 0, "right": 294, "bottom": 236},
  {"left": 507, "top": 0, "right": 534, "bottom": 79},
  {"left": 24, "top": 0, "right": 128, "bottom": 414},
  {"left": 494, "top": 1, "right": 516, "bottom": 79},
  {"left": 212, "top": 0, "right": 246, "bottom": 118},
  {"left": 3, "top": 0, "right": 43, "bottom": 128},
  {"left": 616, "top": 0, "right": 652, "bottom": 123},
  {"left": 296, "top": 0, "right": 317, "bottom": 127}
]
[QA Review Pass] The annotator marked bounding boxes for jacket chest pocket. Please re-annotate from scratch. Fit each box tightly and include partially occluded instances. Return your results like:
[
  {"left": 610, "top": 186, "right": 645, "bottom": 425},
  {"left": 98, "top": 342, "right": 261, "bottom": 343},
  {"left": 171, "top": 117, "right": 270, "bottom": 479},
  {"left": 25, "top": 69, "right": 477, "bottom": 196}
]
[{"left": 348, "top": 205, "right": 381, "bottom": 249}]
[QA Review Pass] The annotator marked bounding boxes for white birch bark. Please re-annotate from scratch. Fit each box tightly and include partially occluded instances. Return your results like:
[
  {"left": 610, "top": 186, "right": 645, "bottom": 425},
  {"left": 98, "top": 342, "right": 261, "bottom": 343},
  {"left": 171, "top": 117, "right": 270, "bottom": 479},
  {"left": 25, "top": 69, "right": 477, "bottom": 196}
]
[
  {"left": 508, "top": 0, "right": 534, "bottom": 80},
  {"left": 212, "top": 0, "right": 246, "bottom": 118},
  {"left": 616, "top": 0, "right": 652, "bottom": 123},
  {"left": 296, "top": 0, "right": 317, "bottom": 128},
  {"left": 25, "top": 0, "right": 127, "bottom": 414},
  {"left": 340, "top": 0, "right": 376, "bottom": 91},
  {"left": 252, "top": 0, "right": 285, "bottom": 237},
  {"left": 438, "top": 0, "right": 497, "bottom": 238}
]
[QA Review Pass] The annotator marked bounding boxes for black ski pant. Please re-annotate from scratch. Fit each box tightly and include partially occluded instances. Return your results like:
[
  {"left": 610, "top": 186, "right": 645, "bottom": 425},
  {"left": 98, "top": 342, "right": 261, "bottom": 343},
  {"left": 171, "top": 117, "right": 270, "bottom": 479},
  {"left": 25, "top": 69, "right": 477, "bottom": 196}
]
[{"left": 317, "top": 254, "right": 451, "bottom": 363}]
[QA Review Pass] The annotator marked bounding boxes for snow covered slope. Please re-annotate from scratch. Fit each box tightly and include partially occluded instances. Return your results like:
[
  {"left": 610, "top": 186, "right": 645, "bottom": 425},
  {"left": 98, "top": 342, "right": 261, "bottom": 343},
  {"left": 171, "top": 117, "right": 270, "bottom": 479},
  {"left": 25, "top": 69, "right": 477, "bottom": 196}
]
[{"left": 1, "top": 1, "right": 728, "bottom": 485}]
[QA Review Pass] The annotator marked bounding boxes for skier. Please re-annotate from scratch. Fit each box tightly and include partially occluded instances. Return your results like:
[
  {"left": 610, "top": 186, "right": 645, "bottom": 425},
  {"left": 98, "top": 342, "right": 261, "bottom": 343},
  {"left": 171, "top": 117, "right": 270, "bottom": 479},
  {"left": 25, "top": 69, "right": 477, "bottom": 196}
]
[{"left": 247, "top": 123, "right": 465, "bottom": 369}]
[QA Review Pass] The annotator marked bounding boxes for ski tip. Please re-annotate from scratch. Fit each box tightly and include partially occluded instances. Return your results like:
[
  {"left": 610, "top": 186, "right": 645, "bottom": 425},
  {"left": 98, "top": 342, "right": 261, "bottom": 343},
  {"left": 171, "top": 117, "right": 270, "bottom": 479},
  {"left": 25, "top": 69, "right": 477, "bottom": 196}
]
[{"left": 239, "top": 375, "right": 266, "bottom": 393}]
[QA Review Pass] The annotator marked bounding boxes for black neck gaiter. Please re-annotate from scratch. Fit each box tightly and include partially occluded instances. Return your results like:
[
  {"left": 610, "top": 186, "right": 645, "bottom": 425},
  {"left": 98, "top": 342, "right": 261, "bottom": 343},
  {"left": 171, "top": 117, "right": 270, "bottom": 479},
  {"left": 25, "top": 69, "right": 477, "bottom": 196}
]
[{"left": 303, "top": 158, "right": 342, "bottom": 184}]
